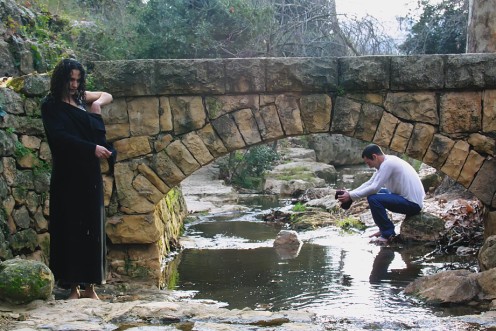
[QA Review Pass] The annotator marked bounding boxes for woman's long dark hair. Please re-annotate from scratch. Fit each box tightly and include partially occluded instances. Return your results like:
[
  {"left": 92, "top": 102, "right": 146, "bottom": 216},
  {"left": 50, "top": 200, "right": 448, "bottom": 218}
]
[{"left": 50, "top": 59, "right": 86, "bottom": 105}]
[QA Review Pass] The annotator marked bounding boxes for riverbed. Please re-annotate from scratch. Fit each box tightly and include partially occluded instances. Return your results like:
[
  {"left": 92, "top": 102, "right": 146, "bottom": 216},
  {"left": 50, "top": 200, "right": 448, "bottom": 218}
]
[{"left": 175, "top": 196, "right": 481, "bottom": 330}]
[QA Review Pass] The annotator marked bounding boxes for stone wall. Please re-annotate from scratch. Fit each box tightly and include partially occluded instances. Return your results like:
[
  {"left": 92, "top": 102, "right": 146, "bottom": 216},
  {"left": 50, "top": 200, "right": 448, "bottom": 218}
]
[{"left": 0, "top": 76, "right": 187, "bottom": 286}]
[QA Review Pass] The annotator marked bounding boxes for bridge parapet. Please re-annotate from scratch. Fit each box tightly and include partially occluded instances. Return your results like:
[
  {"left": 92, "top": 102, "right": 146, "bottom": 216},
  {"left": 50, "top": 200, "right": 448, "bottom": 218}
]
[
  {"left": 93, "top": 54, "right": 496, "bottom": 96},
  {"left": 92, "top": 55, "right": 496, "bottom": 243}
]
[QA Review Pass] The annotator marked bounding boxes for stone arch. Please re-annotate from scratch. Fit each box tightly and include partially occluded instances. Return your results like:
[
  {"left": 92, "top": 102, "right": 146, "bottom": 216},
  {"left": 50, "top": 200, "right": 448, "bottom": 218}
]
[
  {"left": 95, "top": 55, "right": 496, "bottom": 217},
  {"left": 96, "top": 55, "right": 496, "bottom": 282}
]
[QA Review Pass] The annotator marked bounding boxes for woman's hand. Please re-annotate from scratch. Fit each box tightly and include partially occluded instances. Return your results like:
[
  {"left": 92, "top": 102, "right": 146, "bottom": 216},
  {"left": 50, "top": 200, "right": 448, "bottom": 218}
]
[{"left": 95, "top": 145, "right": 112, "bottom": 159}]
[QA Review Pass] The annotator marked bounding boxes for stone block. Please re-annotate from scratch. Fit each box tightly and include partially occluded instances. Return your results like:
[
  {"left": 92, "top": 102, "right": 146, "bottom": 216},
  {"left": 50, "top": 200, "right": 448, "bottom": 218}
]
[
  {"left": 158, "top": 97, "right": 173, "bottom": 132},
  {"left": 128, "top": 97, "right": 160, "bottom": 136},
  {"left": 406, "top": 123, "right": 436, "bottom": 160},
  {"left": 232, "top": 108, "right": 262, "bottom": 145},
  {"left": 114, "top": 162, "right": 156, "bottom": 214},
  {"left": 196, "top": 124, "right": 228, "bottom": 158},
  {"left": 275, "top": 94, "right": 304, "bottom": 135},
  {"left": 254, "top": 104, "right": 285, "bottom": 142},
  {"left": 154, "top": 134, "right": 173, "bottom": 153},
  {"left": 469, "top": 158, "right": 496, "bottom": 207},
  {"left": 137, "top": 163, "right": 170, "bottom": 194},
  {"left": 299, "top": 94, "right": 332, "bottom": 133},
  {"left": 225, "top": 58, "right": 265, "bottom": 93},
  {"left": 114, "top": 136, "right": 152, "bottom": 162},
  {"left": 132, "top": 174, "right": 164, "bottom": 205},
  {"left": 391, "top": 55, "right": 444, "bottom": 90},
  {"left": 205, "top": 95, "right": 258, "bottom": 120},
  {"left": 154, "top": 59, "right": 225, "bottom": 95},
  {"left": 106, "top": 123, "right": 130, "bottom": 141},
  {"left": 441, "top": 140, "right": 470, "bottom": 180},
  {"left": 20, "top": 135, "right": 41, "bottom": 149},
  {"left": 478, "top": 235, "right": 496, "bottom": 271},
  {"left": 170, "top": 96, "right": 206, "bottom": 135},
  {"left": 211, "top": 115, "right": 246, "bottom": 151},
  {"left": 440, "top": 92, "right": 482, "bottom": 135},
  {"left": 339, "top": 56, "right": 390, "bottom": 90},
  {"left": 165, "top": 140, "right": 200, "bottom": 177},
  {"left": 483, "top": 212, "right": 496, "bottom": 239},
  {"left": 423, "top": 134, "right": 455, "bottom": 169},
  {"left": 152, "top": 151, "right": 186, "bottom": 189},
  {"left": 181, "top": 132, "right": 214, "bottom": 166},
  {"left": 331, "top": 96, "right": 361, "bottom": 135},
  {"left": 92, "top": 59, "right": 157, "bottom": 97},
  {"left": 103, "top": 175, "right": 114, "bottom": 207},
  {"left": 266, "top": 57, "right": 338, "bottom": 92},
  {"left": 468, "top": 133, "right": 495, "bottom": 156},
  {"left": 390, "top": 122, "right": 414, "bottom": 153},
  {"left": 483, "top": 90, "right": 496, "bottom": 133},
  {"left": 106, "top": 214, "right": 162, "bottom": 244},
  {"left": 384, "top": 92, "right": 438, "bottom": 125},
  {"left": 354, "top": 103, "right": 383, "bottom": 142},
  {"left": 0, "top": 87, "right": 24, "bottom": 115},
  {"left": 446, "top": 54, "right": 496, "bottom": 89},
  {"left": 458, "top": 150, "right": 485, "bottom": 188},
  {"left": 373, "top": 112, "right": 399, "bottom": 147},
  {"left": 101, "top": 97, "right": 128, "bottom": 125}
]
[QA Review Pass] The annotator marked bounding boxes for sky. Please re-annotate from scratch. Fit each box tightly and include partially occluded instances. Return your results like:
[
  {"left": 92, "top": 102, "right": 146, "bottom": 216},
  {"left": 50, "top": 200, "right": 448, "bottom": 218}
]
[{"left": 335, "top": 0, "right": 442, "bottom": 41}]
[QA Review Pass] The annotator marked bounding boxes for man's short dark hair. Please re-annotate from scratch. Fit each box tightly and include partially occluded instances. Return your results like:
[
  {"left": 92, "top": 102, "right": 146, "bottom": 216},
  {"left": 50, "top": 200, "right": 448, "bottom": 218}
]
[{"left": 362, "top": 144, "right": 384, "bottom": 159}]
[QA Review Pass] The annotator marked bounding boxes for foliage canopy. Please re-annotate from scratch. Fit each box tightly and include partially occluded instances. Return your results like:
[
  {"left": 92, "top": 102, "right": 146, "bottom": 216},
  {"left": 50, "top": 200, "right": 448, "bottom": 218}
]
[{"left": 399, "top": 0, "right": 468, "bottom": 54}]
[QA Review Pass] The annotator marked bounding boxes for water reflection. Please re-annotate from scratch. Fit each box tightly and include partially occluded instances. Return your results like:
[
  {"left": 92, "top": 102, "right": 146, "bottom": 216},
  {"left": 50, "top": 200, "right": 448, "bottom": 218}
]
[
  {"left": 175, "top": 216, "right": 481, "bottom": 327},
  {"left": 369, "top": 247, "right": 423, "bottom": 284}
]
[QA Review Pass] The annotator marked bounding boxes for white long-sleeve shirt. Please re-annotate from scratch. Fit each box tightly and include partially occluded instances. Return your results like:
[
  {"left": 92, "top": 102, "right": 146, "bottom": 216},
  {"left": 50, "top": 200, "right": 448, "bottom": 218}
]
[{"left": 349, "top": 155, "right": 425, "bottom": 208}]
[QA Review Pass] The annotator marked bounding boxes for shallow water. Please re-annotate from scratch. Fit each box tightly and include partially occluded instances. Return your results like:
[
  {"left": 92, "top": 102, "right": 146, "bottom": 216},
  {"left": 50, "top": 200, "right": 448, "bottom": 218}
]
[{"left": 175, "top": 207, "right": 480, "bottom": 330}]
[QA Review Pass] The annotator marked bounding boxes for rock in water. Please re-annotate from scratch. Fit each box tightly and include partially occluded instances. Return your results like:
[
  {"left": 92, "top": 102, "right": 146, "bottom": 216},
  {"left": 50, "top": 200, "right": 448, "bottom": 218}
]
[
  {"left": 0, "top": 258, "right": 54, "bottom": 304},
  {"left": 273, "top": 230, "right": 303, "bottom": 260},
  {"left": 400, "top": 212, "right": 445, "bottom": 241}
]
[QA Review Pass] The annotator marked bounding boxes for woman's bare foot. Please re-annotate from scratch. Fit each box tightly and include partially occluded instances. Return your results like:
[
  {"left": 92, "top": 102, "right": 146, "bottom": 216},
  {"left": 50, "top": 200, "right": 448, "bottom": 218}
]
[
  {"left": 67, "top": 284, "right": 80, "bottom": 300},
  {"left": 81, "top": 284, "right": 100, "bottom": 300}
]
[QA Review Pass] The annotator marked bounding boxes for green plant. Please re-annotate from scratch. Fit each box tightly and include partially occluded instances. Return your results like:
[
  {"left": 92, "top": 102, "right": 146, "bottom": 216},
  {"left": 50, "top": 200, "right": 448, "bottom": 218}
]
[
  {"left": 292, "top": 202, "right": 307, "bottom": 212},
  {"left": 218, "top": 145, "right": 280, "bottom": 190},
  {"left": 337, "top": 217, "right": 367, "bottom": 233},
  {"left": 6, "top": 127, "right": 15, "bottom": 134},
  {"left": 33, "top": 159, "right": 52, "bottom": 176},
  {"left": 0, "top": 208, "right": 10, "bottom": 239},
  {"left": 14, "top": 141, "right": 32, "bottom": 159}
]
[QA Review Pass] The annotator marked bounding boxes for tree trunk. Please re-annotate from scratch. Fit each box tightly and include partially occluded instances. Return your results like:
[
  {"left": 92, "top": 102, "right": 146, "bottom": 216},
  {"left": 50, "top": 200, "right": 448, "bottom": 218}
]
[{"left": 466, "top": 0, "right": 496, "bottom": 52}]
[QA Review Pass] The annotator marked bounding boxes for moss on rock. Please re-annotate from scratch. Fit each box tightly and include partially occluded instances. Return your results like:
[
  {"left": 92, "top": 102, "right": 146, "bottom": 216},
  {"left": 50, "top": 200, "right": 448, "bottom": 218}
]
[{"left": 0, "top": 258, "right": 54, "bottom": 304}]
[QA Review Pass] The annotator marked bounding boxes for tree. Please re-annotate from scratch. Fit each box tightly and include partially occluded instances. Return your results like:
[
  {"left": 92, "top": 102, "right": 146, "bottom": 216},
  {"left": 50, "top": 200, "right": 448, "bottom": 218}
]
[
  {"left": 466, "top": 0, "right": 496, "bottom": 52},
  {"left": 399, "top": 0, "right": 468, "bottom": 55}
]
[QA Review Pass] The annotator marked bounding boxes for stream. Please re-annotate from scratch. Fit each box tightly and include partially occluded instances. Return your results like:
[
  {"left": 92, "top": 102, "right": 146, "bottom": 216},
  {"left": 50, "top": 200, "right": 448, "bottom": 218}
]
[{"left": 173, "top": 166, "right": 483, "bottom": 330}]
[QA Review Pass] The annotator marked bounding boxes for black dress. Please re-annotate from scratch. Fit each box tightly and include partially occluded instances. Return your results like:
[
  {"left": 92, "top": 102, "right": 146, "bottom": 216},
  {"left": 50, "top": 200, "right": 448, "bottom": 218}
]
[{"left": 41, "top": 96, "right": 109, "bottom": 285}]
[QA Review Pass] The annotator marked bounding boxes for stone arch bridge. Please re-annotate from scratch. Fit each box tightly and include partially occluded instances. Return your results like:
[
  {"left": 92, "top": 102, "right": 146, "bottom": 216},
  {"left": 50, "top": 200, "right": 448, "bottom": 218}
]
[{"left": 92, "top": 54, "right": 496, "bottom": 279}]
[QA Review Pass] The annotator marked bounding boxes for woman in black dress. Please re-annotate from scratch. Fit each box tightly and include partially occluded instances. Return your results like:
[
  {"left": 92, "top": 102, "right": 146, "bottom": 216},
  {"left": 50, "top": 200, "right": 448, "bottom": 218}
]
[{"left": 41, "top": 59, "right": 113, "bottom": 299}]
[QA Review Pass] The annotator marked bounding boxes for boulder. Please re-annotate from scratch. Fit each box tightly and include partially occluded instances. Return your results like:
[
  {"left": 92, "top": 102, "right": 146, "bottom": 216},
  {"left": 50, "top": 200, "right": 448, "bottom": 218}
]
[
  {"left": 264, "top": 160, "right": 336, "bottom": 196},
  {"left": 307, "top": 133, "right": 367, "bottom": 166},
  {"left": 476, "top": 267, "right": 496, "bottom": 300},
  {"left": 400, "top": 212, "right": 445, "bottom": 242},
  {"left": 280, "top": 147, "right": 316, "bottom": 161},
  {"left": 404, "top": 270, "right": 479, "bottom": 304},
  {"left": 478, "top": 235, "right": 496, "bottom": 271},
  {"left": 273, "top": 230, "right": 302, "bottom": 260},
  {"left": 0, "top": 258, "right": 54, "bottom": 304}
]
